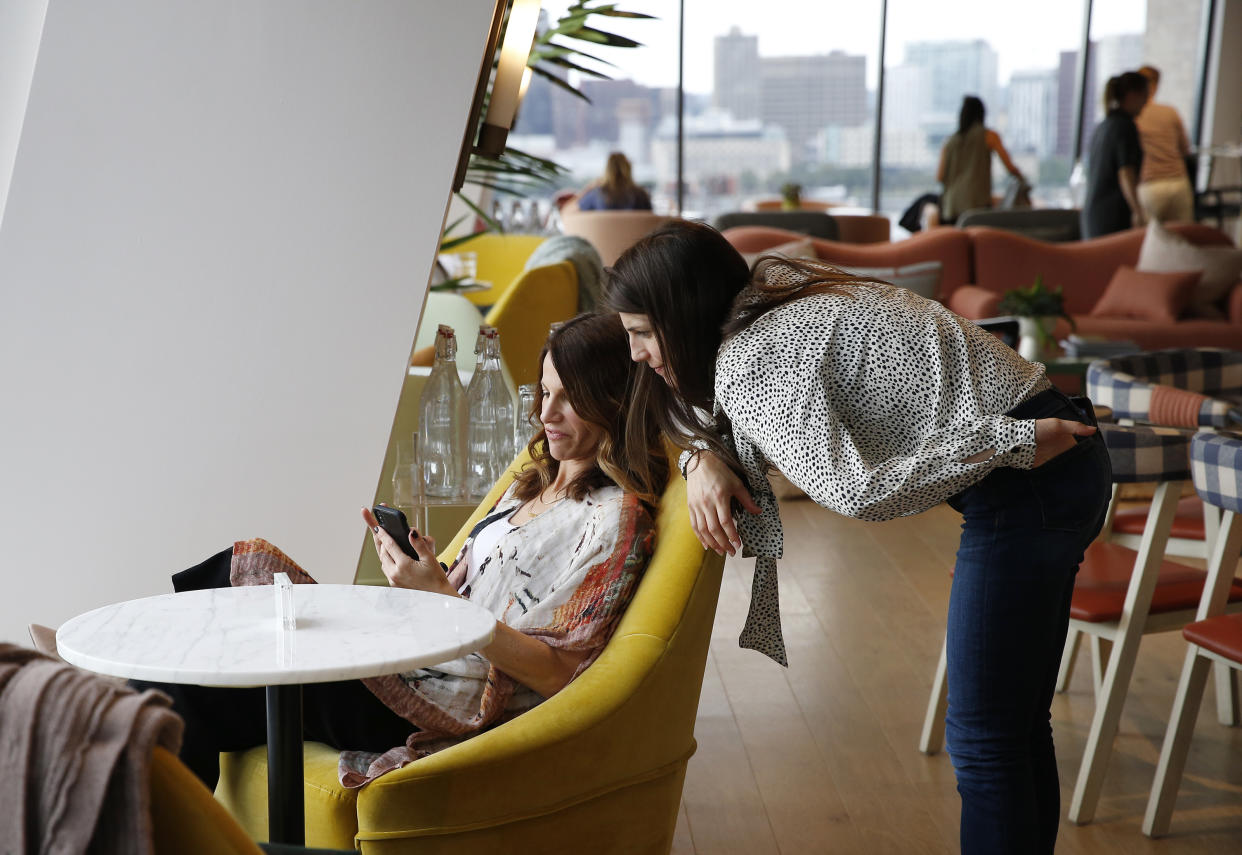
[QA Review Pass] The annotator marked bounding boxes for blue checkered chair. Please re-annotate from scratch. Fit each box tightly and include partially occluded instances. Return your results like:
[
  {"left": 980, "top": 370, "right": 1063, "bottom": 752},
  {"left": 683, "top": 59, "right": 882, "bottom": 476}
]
[
  {"left": 1145, "top": 432, "right": 1242, "bottom": 837},
  {"left": 1090, "top": 349, "right": 1242, "bottom": 562},
  {"left": 1065, "top": 424, "right": 1242, "bottom": 825},
  {"left": 1087, "top": 349, "right": 1242, "bottom": 429}
]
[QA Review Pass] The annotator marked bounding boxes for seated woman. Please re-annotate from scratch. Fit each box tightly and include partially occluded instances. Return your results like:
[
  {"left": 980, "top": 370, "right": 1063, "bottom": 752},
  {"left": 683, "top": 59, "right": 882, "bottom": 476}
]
[
  {"left": 134, "top": 312, "right": 667, "bottom": 789},
  {"left": 575, "top": 151, "right": 653, "bottom": 211}
]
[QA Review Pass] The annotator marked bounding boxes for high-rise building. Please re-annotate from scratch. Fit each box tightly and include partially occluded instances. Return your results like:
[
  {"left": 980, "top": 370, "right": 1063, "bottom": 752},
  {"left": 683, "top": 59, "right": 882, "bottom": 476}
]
[
  {"left": 904, "top": 39, "right": 1000, "bottom": 120},
  {"left": 713, "top": 27, "right": 760, "bottom": 121},
  {"left": 1009, "top": 69, "right": 1059, "bottom": 157},
  {"left": 885, "top": 64, "right": 929, "bottom": 132},
  {"left": 1143, "top": 0, "right": 1207, "bottom": 136},
  {"left": 1055, "top": 50, "right": 1082, "bottom": 158},
  {"left": 759, "top": 51, "right": 866, "bottom": 163}
]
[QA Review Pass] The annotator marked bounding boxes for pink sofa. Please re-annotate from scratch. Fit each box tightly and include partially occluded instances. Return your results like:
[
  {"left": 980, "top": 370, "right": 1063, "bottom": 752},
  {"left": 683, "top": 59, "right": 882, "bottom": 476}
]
[{"left": 721, "top": 224, "right": 1242, "bottom": 350}]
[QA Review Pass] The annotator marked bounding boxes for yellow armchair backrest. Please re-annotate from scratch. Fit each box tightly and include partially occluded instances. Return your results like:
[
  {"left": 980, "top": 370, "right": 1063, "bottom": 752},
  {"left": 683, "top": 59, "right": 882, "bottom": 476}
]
[
  {"left": 451, "top": 233, "right": 546, "bottom": 308},
  {"left": 484, "top": 261, "right": 578, "bottom": 388},
  {"left": 353, "top": 451, "right": 723, "bottom": 854}
]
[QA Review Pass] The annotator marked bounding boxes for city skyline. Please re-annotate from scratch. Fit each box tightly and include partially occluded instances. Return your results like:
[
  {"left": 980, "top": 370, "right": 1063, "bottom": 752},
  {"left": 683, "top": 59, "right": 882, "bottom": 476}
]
[{"left": 540, "top": 0, "right": 1147, "bottom": 95}]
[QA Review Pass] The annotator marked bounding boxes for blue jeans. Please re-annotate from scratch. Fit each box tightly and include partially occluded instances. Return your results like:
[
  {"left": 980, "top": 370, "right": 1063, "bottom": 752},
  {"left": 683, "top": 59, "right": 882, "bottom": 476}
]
[{"left": 944, "top": 389, "right": 1112, "bottom": 854}]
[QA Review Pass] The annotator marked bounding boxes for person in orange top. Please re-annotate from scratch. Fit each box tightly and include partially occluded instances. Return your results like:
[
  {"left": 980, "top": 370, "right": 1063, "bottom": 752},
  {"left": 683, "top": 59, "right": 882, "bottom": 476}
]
[{"left": 1135, "top": 65, "right": 1194, "bottom": 224}]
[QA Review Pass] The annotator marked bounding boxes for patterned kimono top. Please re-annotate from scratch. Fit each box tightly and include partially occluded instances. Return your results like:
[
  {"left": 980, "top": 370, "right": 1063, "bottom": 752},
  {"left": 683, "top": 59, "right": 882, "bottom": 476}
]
[
  {"left": 702, "top": 262, "right": 1049, "bottom": 665},
  {"left": 230, "top": 482, "right": 655, "bottom": 786},
  {"left": 343, "top": 482, "right": 655, "bottom": 784}
]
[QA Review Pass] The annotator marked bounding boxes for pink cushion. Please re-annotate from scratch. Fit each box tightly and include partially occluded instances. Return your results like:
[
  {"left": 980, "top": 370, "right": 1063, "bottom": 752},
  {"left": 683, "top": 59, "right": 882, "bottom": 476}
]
[
  {"left": 948, "top": 284, "right": 1002, "bottom": 319},
  {"left": 1090, "top": 266, "right": 1200, "bottom": 323}
]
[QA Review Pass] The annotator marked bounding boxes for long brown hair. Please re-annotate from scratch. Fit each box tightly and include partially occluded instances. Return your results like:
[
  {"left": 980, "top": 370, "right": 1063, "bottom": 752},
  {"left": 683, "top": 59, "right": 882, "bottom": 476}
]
[
  {"left": 606, "top": 220, "right": 874, "bottom": 469},
  {"left": 600, "top": 151, "right": 639, "bottom": 207},
  {"left": 511, "top": 312, "right": 667, "bottom": 508}
]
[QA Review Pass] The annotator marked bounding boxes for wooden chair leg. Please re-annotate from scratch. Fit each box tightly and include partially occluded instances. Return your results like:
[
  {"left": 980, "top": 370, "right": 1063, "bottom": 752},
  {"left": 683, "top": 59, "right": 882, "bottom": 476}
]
[
  {"left": 1089, "top": 635, "right": 1111, "bottom": 699},
  {"left": 1069, "top": 621, "right": 1147, "bottom": 823},
  {"left": 1143, "top": 648, "right": 1214, "bottom": 837},
  {"left": 1214, "top": 660, "right": 1239, "bottom": 725},
  {"left": 919, "top": 637, "right": 948, "bottom": 755},
  {"left": 1056, "top": 628, "right": 1081, "bottom": 694},
  {"left": 1069, "top": 479, "right": 1180, "bottom": 825}
]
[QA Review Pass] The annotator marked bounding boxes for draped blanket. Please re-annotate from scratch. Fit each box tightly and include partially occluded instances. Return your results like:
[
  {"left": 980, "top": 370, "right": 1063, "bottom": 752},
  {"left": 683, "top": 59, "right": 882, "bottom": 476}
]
[
  {"left": 230, "top": 485, "right": 654, "bottom": 787},
  {"left": 0, "top": 644, "right": 183, "bottom": 855}
]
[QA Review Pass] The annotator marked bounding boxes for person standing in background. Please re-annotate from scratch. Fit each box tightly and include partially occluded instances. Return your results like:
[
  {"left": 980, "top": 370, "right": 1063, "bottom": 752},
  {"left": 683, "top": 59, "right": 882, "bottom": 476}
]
[
  {"left": 1135, "top": 65, "right": 1194, "bottom": 224},
  {"left": 937, "top": 96, "right": 1024, "bottom": 225},
  {"left": 1082, "top": 72, "right": 1149, "bottom": 239},
  {"left": 575, "top": 151, "right": 653, "bottom": 211}
]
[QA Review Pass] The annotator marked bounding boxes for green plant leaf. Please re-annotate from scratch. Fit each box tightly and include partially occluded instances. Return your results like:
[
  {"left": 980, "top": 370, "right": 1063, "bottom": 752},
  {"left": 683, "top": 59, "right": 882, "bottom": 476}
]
[{"left": 530, "top": 65, "right": 593, "bottom": 102}]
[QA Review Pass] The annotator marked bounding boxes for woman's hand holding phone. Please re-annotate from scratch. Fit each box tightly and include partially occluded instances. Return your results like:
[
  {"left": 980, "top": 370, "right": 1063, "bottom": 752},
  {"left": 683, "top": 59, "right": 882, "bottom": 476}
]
[{"left": 360, "top": 506, "right": 457, "bottom": 597}]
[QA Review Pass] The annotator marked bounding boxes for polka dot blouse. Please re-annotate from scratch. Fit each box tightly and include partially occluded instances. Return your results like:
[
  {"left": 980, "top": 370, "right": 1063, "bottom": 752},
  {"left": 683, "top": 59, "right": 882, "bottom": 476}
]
[{"left": 711, "top": 262, "right": 1050, "bottom": 664}]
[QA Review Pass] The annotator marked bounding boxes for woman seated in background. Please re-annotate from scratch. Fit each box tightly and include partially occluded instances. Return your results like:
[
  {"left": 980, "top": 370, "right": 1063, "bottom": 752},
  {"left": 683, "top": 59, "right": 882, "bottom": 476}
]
[
  {"left": 575, "top": 151, "right": 653, "bottom": 211},
  {"left": 937, "top": 95, "right": 1024, "bottom": 225},
  {"left": 132, "top": 312, "right": 667, "bottom": 789},
  {"left": 1082, "top": 71, "right": 1149, "bottom": 239}
]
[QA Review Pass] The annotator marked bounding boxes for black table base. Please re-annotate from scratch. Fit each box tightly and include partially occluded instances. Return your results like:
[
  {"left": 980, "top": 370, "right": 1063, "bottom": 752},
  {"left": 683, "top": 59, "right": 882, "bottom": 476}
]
[{"left": 265, "top": 684, "right": 304, "bottom": 845}]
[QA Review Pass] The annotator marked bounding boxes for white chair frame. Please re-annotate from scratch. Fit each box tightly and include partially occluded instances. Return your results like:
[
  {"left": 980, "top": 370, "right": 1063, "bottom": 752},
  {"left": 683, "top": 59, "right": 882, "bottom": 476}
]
[
  {"left": 918, "top": 477, "right": 1241, "bottom": 827},
  {"left": 1143, "top": 507, "right": 1242, "bottom": 837}
]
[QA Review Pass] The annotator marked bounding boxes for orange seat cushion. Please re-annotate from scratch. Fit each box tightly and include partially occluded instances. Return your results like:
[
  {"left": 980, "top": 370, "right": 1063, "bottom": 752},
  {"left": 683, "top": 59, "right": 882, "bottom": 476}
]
[
  {"left": 1183, "top": 614, "right": 1242, "bottom": 664},
  {"left": 1111, "top": 496, "right": 1207, "bottom": 541},
  {"left": 1069, "top": 541, "right": 1242, "bottom": 622}
]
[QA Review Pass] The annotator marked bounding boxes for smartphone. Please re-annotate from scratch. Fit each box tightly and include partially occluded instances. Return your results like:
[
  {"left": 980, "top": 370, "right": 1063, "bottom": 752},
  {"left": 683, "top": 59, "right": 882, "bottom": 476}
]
[{"left": 372, "top": 506, "right": 420, "bottom": 560}]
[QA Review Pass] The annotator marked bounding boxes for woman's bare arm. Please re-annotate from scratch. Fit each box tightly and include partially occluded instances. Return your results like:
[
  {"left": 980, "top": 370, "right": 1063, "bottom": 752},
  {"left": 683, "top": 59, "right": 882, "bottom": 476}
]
[{"left": 987, "top": 130, "right": 1022, "bottom": 178}]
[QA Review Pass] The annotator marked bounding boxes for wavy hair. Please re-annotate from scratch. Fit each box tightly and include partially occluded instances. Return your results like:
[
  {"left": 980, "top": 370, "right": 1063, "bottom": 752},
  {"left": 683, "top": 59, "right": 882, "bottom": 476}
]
[
  {"left": 511, "top": 312, "right": 667, "bottom": 509},
  {"left": 606, "top": 220, "right": 876, "bottom": 474}
]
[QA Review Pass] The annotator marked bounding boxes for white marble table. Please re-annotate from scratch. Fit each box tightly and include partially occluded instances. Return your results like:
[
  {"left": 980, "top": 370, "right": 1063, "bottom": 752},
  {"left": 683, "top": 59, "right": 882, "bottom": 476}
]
[{"left": 57, "top": 584, "right": 496, "bottom": 845}]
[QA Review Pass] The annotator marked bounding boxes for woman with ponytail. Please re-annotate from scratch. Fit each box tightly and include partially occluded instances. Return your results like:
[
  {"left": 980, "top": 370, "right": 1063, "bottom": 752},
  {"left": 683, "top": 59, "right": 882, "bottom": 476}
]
[{"left": 1082, "top": 71, "right": 1149, "bottom": 238}]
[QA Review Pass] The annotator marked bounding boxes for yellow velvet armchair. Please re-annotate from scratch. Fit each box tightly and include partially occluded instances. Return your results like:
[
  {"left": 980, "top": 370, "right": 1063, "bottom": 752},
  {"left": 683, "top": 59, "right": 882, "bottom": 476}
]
[
  {"left": 483, "top": 260, "right": 578, "bottom": 388},
  {"left": 216, "top": 453, "right": 724, "bottom": 854},
  {"left": 151, "top": 746, "right": 265, "bottom": 854},
  {"left": 450, "top": 233, "right": 546, "bottom": 308}
]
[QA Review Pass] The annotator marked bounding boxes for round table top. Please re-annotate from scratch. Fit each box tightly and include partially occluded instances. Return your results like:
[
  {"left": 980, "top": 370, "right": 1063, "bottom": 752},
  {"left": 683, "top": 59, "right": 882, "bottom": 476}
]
[{"left": 56, "top": 584, "right": 496, "bottom": 687}]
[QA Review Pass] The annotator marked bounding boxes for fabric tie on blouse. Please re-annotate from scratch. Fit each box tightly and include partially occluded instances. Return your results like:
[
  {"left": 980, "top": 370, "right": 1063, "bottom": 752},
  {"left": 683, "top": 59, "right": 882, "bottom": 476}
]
[{"left": 726, "top": 412, "right": 789, "bottom": 667}]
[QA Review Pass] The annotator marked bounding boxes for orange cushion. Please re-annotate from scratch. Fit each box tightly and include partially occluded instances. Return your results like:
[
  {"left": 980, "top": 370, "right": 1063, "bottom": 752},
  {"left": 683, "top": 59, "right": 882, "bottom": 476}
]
[
  {"left": 947, "top": 284, "right": 1003, "bottom": 319},
  {"left": 1069, "top": 541, "right": 1242, "bottom": 623},
  {"left": 1111, "top": 495, "right": 1207, "bottom": 540},
  {"left": 1183, "top": 614, "right": 1242, "bottom": 664},
  {"left": 1090, "top": 265, "right": 1201, "bottom": 323},
  {"left": 409, "top": 344, "right": 434, "bottom": 367}
]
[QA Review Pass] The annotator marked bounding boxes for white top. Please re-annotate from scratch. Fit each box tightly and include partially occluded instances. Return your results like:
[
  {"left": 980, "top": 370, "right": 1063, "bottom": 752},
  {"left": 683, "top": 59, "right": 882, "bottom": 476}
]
[
  {"left": 460, "top": 512, "right": 515, "bottom": 594},
  {"left": 56, "top": 584, "right": 496, "bottom": 687},
  {"left": 704, "top": 266, "right": 1049, "bottom": 664}
]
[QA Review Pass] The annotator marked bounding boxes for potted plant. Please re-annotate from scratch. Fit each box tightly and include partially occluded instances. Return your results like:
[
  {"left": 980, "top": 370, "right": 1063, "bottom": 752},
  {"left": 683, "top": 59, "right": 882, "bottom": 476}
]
[
  {"left": 780, "top": 182, "right": 802, "bottom": 211},
  {"left": 996, "top": 275, "right": 1075, "bottom": 361}
]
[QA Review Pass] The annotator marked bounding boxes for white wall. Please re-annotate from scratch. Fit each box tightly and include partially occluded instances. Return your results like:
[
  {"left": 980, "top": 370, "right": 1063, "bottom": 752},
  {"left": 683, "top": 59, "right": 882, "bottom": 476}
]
[
  {"left": 1203, "top": 0, "right": 1242, "bottom": 149},
  {"left": 0, "top": 0, "right": 495, "bottom": 642},
  {"left": 0, "top": 0, "right": 49, "bottom": 230}
]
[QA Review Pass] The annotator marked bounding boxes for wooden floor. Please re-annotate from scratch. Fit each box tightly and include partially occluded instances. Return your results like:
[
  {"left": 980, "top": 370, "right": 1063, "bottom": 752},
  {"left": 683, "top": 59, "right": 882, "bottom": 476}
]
[{"left": 671, "top": 500, "right": 1242, "bottom": 854}]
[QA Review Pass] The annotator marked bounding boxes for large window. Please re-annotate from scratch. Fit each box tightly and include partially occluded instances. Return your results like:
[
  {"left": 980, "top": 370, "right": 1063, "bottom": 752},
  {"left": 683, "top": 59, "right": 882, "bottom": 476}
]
[
  {"left": 881, "top": 0, "right": 1085, "bottom": 222},
  {"left": 509, "top": 1, "right": 679, "bottom": 214},
  {"left": 502, "top": 2, "right": 1215, "bottom": 234},
  {"left": 680, "top": 1, "right": 883, "bottom": 221}
]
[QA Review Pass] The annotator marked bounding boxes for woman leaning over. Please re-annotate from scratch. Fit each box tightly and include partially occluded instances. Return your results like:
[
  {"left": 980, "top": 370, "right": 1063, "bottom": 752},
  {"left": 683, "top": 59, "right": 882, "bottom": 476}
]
[
  {"left": 607, "top": 220, "right": 1112, "bottom": 855},
  {"left": 134, "top": 312, "right": 667, "bottom": 789}
]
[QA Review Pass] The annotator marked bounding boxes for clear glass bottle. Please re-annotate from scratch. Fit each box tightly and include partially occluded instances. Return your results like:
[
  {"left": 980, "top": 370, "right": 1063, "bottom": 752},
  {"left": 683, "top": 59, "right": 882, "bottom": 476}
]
[
  {"left": 465, "top": 326, "right": 515, "bottom": 501},
  {"left": 514, "top": 383, "right": 539, "bottom": 454},
  {"left": 419, "top": 324, "right": 465, "bottom": 499}
]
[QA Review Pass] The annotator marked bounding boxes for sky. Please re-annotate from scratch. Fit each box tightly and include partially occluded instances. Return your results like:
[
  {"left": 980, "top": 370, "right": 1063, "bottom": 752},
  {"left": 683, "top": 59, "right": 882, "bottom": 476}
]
[{"left": 542, "top": 0, "right": 1150, "bottom": 94}]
